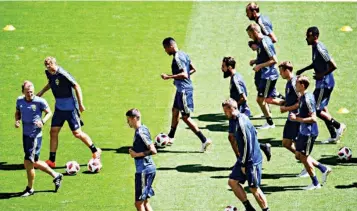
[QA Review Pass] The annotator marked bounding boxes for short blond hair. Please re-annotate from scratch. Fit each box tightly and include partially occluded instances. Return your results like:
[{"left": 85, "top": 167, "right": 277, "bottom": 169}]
[
  {"left": 222, "top": 98, "right": 238, "bottom": 109},
  {"left": 246, "top": 23, "right": 261, "bottom": 33},
  {"left": 297, "top": 75, "right": 310, "bottom": 89},
  {"left": 44, "top": 56, "right": 57, "bottom": 65},
  {"left": 278, "top": 61, "right": 294, "bottom": 72}
]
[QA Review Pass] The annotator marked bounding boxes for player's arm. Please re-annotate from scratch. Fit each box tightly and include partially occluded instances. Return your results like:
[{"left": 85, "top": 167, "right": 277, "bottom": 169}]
[
  {"left": 41, "top": 107, "right": 52, "bottom": 125},
  {"left": 14, "top": 109, "right": 21, "bottom": 128},
  {"left": 189, "top": 62, "right": 196, "bottom": 75},
  {"left": 161, "top": 69, "right": 188, "bottom": 80},
  {"left": 73, "top": 84, "right": 86, "bottom": 112},
  {"left": 129, "top": 144, "right": 157, "bottom": 158},
  {"left": 325, "top": 58, "right": 337, "bottom": 75},
  {"left": 254, "top": 55, "right": 277, "bottom": 72},
  {"left": 290, "top": 112, "right": 317, "bottom": 123},
  {"left": 268, "top": 32, "right": 278, "bottom": 43},
  {"left": 36, "top": 83, "right": 50, "bottom": 97},
  {"left": 296, "top": 64, "right": 314, "bottom": 75},
  {"left": 280, "top": 102, "right": 299, "bottom": 113},
  {"left": 228, "top": 133, "right": 240, "bottom": 157}
]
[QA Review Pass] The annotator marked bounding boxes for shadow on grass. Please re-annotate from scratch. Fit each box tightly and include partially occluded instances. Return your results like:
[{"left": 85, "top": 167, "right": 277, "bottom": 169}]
[
  {"left": 191, "top": 113, "right": 227, "bottom": 123},
  {"left": 103, "top": 146, "right": 200, "bottom": 154},
  {"left": 335, "top": 183, "right": 357, "bottom": 189},
  {"left": 259, "top": 138, "right": 282, "bottom": 148},
  {"left": 257, "top": 184, "right": 304, "bottom": 194},
  {"left": 157, "top": 164, "right": 230, "bottom": 173},
  {"left": 0, "top": 190, "right": 55, "bottom": 200},
  {"left": 317, "top": 155, "right": 357, "bottom": 166},
  {"left": 0, "top": 162, "right": 24, "bottom": 171},
  {"left": 211, "top": 173, "right": 296, "bottom": 180}
]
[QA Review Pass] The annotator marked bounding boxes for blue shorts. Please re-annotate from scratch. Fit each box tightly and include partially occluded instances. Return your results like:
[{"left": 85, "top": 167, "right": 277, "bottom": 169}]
[
  {"left": 173, "top": 90, "right": 194, "bottom": 116},
  {"left": 51, "top": 109, "right": 83, "bottom": 131},
  {"left": 296, "top": 134, "right": 317, "bottom": 156},
  {"left": 239, "top": 103, "right": 251, "bottom": 117},
  {"left": 258, "top": 79, "right": 277, "bottom": 98},
  {"left": 283, "top": 120, "right": 300, "bottom": 140},
  {"left": 23, "top": 135, "right": 42, "bottom": 162},
  {"left": 135, "top": 172, "right": 156, "bottom": 201},
  {"left": 229, "top": 162, "right": 262, "bottom": 188},
  {"left": 313, "top": 87, "right": 333, "bottom": 110}
]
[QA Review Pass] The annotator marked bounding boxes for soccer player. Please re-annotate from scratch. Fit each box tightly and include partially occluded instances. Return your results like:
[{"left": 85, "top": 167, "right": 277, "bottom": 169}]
[
  {"left": 161, "top": 37, "right": 212, "bottom": 152},
  {"left": 126, "top": 109, "right": 156, "bottom": 211},
  {"left": 289, "top": 76, "right": 331, "bottom": 190},
  {"left": 37, "top": 57, "right": 101, "bottom": 168},
  {"left": 296, "top": 26, "right": 346, "bottom": 144},
  {"left": 221, "top": 57, "right": 271, "bottom": 162},
  {"left": 222, "top": 99, "right": 270, "bottom": 211},
  {"left": 15, "top": 81, "right": 63, "bottom": 197},
  {"left": 279, "top": 61, "right": 300, "bottom": 154},
  {"left": 246, "top": 2, "right": 277, "bottom": 43},
  {"left": 246, "top": 23, "right": 279, "bottom": 129}
]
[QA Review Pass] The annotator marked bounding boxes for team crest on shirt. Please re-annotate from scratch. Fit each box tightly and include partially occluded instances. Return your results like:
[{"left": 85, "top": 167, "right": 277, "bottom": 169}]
[
  {"left": 257, "top": 47, "right": 261, "bottom": 54},
  {"left": 55, "top": 79, "right": 60, "bottom": 85},
  {"left": 287, "top": 87, "right": 290, "bottom": 94},
  {"left": 31, "top": 104, "right": 36, "bottom": 111}
]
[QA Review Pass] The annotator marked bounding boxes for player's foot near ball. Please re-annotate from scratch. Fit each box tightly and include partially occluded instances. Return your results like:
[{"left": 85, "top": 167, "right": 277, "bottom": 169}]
[
  {"left": 321, "top": 167, "right": 332, "bottom": 185},
  {"left": 21, "top": 186, "right": 34, "bottom": 197},
  {"left": 92, "top": 148, "right": 102, "bottom": 159},
  {"left": 46, "top": 160, "right": 56, "bottom": 168},
  {"left": 53, "top": 173, "right": 63, "bottom": 193},
  {"left": 257, "top": 123, "right": 275, "bottom": 130},
  {"left": 200, "top": 139, "right": 212, "bottom": 153},
  {"left": 167, "top": 138, "right": 175, "bottom": 146},
  {"left": 320, "top": 137, "right": 338, "bottom": 144},
  {"left": 336, "top": 123, "right": 346, "bottom": 141},
  {"left": 303, "top": 183, "right": 321, "bottom": 190},
  {"left": 262, "top": 143, "right": 272, "bottom": 161}
]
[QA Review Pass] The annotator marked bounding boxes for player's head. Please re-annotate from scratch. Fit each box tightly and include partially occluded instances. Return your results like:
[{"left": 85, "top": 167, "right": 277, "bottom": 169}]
[
  {"left": 44, "top": 56, "right": 58, "bottom": 72},
  {"left": 296, "top": 75, "right": 310, "bottom": 92},
  {"left": 222, "top": 98, "right": 238, "bottom": 119},
  {"left": 22, "top": 80, "right": 35, "bottom": 100},
  {"left": 246, "top": 2, "right": 260, "bottom": 20},
  {"left": 126, "top": 108, "right": 141, "bottom": 128},
  {"left": 278, "top": 61, "right": 294, "bottom": 79},
  {"left": 162, "top": 37, "right": 177, "bottom": 55},
  {"left": 222, "top": 57, "right": 236, "bottom": 78},
  {"left": 246, "top": 23, "right": 261, "bottom": 41},
  {"left": 306, "top": 26, "right": 319, "bottom": 45}
]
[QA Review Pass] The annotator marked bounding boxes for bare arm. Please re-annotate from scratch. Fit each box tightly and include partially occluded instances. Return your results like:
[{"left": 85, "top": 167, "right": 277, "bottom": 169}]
[
  {"left": 296, "top": 63, "right": 314, "bottom": 75},
  {"left": 15, "top": 110, "right": 21, "bottom": 128},
  {"left": 34, "top": 107, "right": 52, "bottom": 128},
  {"left": 161, "top": 69, "right": 188, "bottom": 80},
  {"left": 129, "top": 144, "right": 157, "bottom": 158},
  {"left": 280, "top": 102, "right": 299, "bottom": 113},
  {"left": 73, "top": 84, "right": 85, "bottom": 112},
  {"left": 237, "top": 93, "right": 247, "bottom": 105},
  {"left": 189, "top": 63, "right": 196, "bottom": 75},
  {"left": 254, "top": 55, "right": 277, "bottom": 72},
  {"left": 325, "top": 59, "right": 337, "bottom": 75},
  {"left": 268, "top": 32, "right": 278, "bottom": 43},
  {"left": 36, "top": 83, "right": 50, "bottom": 97},
  {"left": 290, "top": 112, "right": 317, "bottom": 123},
  {"left": 228, "top": 133, "right": 240, "bottom": 157}
]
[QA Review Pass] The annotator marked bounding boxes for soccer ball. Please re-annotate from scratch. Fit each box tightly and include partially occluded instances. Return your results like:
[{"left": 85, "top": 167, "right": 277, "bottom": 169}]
[
  {"left": 337, "top": 147, "right": 352, "bottom": 161},
  {"left": 87, "top": 158, "right": 102, "bottom": 173},
  {"left": 155, "top": 133, "right": 169, "bottom": 148},
  {"left": 65, "top": 161, "right": 80, "bottom": 175},
  {"left": 224, "top": 205, "right": 238, "bottom": 211}
]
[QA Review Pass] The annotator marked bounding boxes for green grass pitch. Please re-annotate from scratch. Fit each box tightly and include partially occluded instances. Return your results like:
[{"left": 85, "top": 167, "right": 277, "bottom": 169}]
[{"left": 0, "top": 1, "right": 356, "bottom": 211}]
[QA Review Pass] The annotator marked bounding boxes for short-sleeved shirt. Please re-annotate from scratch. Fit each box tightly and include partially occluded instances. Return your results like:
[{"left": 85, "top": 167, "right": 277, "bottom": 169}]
[
  {"left": 285, "top": 76, "right": 299, "bottom": 119},
  {"left": 256, "top": 36, "right": 279, "bottom": 80},
  {"left": 16, "top": 96, "right": 49, "bottom": 138},
  {"left": 298, "top": 93, "right": 318, "bottom": 136},
  {"left": 312, "top": 42, "right": 335, "bottom": 89},
  {"left": 256, "top": 15, "right": 273, "bottom": 36},
  {"left": 171, "top": 51, "right": 193, "bottom": 92},
  {"left": 133, "top": 125, "right": 156, "bottom": 173},
  {"left": 230, "top": 72, "right": 248, "bottom": 103},
  {"left": 46, "top": 66, "right": 78, "bottom": 111}
]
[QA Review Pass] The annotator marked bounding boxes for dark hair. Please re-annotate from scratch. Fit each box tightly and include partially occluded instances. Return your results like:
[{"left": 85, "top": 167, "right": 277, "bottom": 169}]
[
  {"left": 297, "top": 75, "right": 310, "bottom": 89},
  {"left": 126, "top": 108, "right": 141, "bottom": 118},
  {"left": 307, "top": 26, "right": 319, "bottom": 38},
  {"left": 248, "top": 41, "right": 257, "bottom": 48},
  {"left": 162, "top": 37, "right": 175, "bottom": 47},
  {"left": 278, "top": 61, "right": 294, "bottom": 72},
  {"left": 247, "top": 2, "right": 260, "bottom": 12},
  {"left": 222, "top": 57, "right": 236, "bottom": 69}
]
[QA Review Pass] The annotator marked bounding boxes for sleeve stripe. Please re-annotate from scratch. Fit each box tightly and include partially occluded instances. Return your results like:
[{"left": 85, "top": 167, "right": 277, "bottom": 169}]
[
  {"left": 306, "top": 94, "right": 314, "bottom": 113},
  {"left": 317, "top": 44, "right": 330, "bottom": 62},
  {"left": 262, "top": 39, "right": 273, "bottom": 57},
  {"left": 291, "top": 77, "right": 300, "bottom": 97},
  {"left": 238, "top": 116, "right": 248, "bottom": 165},
  {"left": 59, "top": 69, "right": 77, "bottom": 85},
  {"left": 258, "top": 18, "right": 269, "bottom": 35},
  {"left": 139, "top": 131, "right": 151, "bottom": 147},
  {"left": 174, "top": 53, "right": 184, "bottom": 71},
  {"left": 233, "top": 77, "right": 243, "bottom": 94}
]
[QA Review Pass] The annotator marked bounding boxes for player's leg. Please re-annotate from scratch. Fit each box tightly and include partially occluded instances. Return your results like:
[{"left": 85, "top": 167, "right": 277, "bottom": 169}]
[
  {"left": 22, "top": 135, "right": 36, "bottom": 197},
  {"left": 247, "top": 163, "right": 269, "bottom": 210},
  {"left": 257, "top": 79, "right": 274, "bottom": 129},
  {"left": 259, "top": 143, "right": 271, "bottom": 162},
  {"left": 167, "top": 91, "right": 181, "bottom": 143},
  {"left": 228, "top": 163, "right": 256, "bottom": 211},
  {"left": 143, "top": 200, "right": 153, "bottom": 211},
  {"left": 134, "top": 201, "right": 145, "bottom": 211},
  {"left": 69, "top": 110, "right": 101, "bottom": 159},
  {"left": 282, "top": 120, "right": 299, "bottom": 154},
  {"left": 47, "top": 110, "right": 65, "bottom": 167},
  {"left": 135, "top": 172, "right": 155, "bottom": 211}
]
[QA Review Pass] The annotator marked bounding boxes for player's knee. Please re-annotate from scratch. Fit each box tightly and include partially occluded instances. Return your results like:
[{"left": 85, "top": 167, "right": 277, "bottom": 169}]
[
  {"left": 256, "top": 97, "right": 264, "bottom": 104},
  {"left": 182, "top": 115, "right": 190, "bottom": 122},
  {"left": 282, "top": 140, "right": 291, "bottom": 148},
  {"left": 72, "top": 131, "right": 83, "bottom": 139},
  {"left": 134, "top": 201, "right": 142, "bottom": 209},
  {"left": 249, "top": 187, "right": 258, "bottom": 194},
  {"left": 265, "top": 97, "right": 273, "bottom": 104},
  {"left": 294, "top": 152, "right": 300, "bottom": 161},
  {"left": 228, "top": 179, "right": 236, "bottom": 188}
]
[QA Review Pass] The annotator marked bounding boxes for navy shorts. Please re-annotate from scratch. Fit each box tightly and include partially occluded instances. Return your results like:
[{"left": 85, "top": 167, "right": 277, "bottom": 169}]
[
  {"left": 296, "top": 134, "right": 317, "bottom": 156},
  {"left": 173, "top": 90, "right": 194, "bottom": 116},
  {"left": 229, "top": 162, "right": 262, "bottom": 188},
  {"left": 313, "top": 87, "right": 333, "bottom": 110},
  {"left": 258, "top": 79, "right": 277, "bottom": 98},
  {"left": 23, "top": 135, "right": 42, "bottom": 162},
  {"left": 283, "top": 120, "right": 300, "bottom": 140},
  {"left": 135, "top": 172, "right": 156, "bottom": 201},
  {"left": 51, "top": 109, "right": 84, "bottom": 131}
]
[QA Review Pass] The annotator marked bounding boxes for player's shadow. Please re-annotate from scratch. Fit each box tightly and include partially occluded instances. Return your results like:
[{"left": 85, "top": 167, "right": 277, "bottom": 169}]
[
  {"left": 211, "top": 173, "right": 296, "bottom": 180},
  {"left": 254, "top": 124, "right": 284, "bottom": 128},
  {"left": 191, "top": 113, "right": 227, "bottom": 123},
  {"left": 239, "top": 184, "right": 304, "bottom": 194},
  {"left": 103, "top": 146, "right": 200, "bottom": 154},
  {"left": 335, "top": 183, "right": 357, "bottom": 189},
  {"left": 157, "top": 164, "right": 230, "bottom": 173},
  {"left": 0, "top": 162, "right": 24, "bottom": 171},
  {"left": 0, "top": 190, "right": 55, "bottom": 200},
  {"left": 258, "top": 138, "right": 282, "bottom": 148},
  {"left": 194, "top": 123, "right": 229, "bottom": 132},
  {"left": 250, "top": 116, "right": 286, "bottom": 120},
  {"left": 317, "top": 155, "right": 357, "bottom": 166}
]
